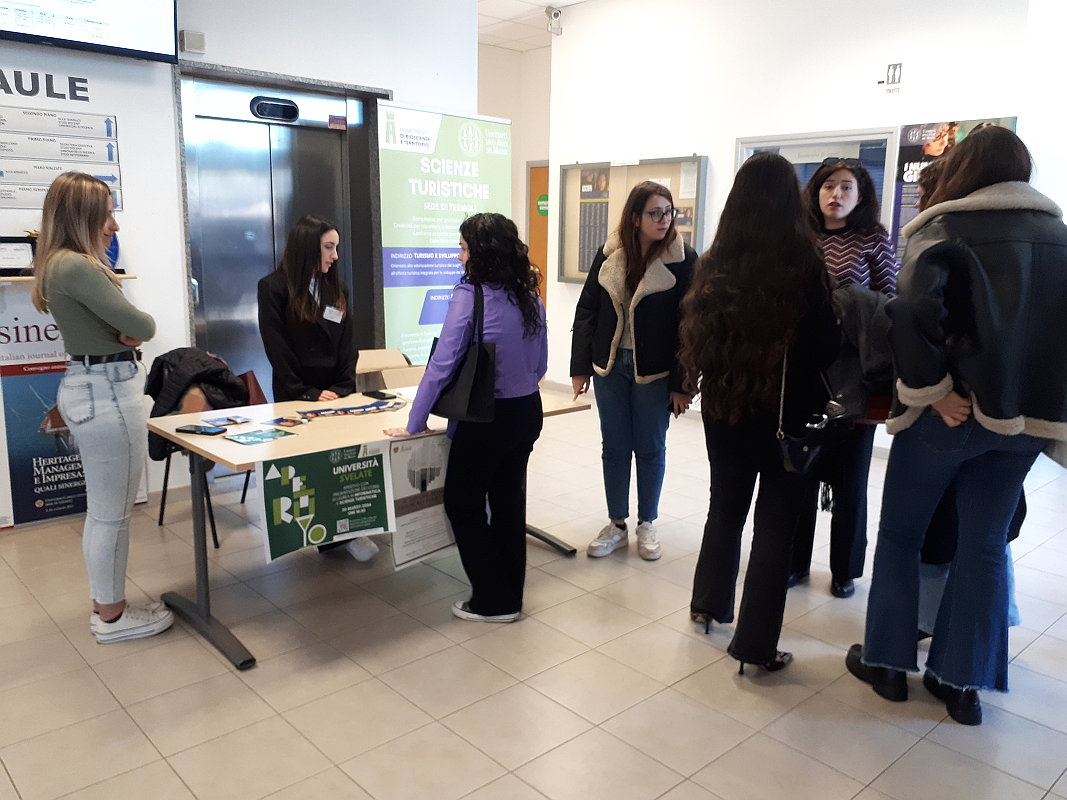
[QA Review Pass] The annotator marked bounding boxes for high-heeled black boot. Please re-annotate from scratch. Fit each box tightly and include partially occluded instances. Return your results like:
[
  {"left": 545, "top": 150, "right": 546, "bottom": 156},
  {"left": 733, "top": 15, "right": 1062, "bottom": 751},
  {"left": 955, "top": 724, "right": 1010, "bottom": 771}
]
[
  {"left": 736, "top": 651, "right": 793, "bottom": 675},
  {"left": 690, "top": 611, "right": 712, "bottom": 635}
]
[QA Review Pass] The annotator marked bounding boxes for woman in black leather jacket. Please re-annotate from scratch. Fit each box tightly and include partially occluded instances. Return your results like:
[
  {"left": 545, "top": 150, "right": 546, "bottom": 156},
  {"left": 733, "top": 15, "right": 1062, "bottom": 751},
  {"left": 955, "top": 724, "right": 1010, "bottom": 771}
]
[{"left": 847, "top": 126, "right": 1067, "bottom": 725}]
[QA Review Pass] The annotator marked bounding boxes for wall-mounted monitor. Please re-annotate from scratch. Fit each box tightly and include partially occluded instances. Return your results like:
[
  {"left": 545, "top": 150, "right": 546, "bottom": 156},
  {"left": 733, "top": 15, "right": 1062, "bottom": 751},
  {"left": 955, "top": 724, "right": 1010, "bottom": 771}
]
[{"left": 0, "top": 1, "right": 177, "bottom": 64}]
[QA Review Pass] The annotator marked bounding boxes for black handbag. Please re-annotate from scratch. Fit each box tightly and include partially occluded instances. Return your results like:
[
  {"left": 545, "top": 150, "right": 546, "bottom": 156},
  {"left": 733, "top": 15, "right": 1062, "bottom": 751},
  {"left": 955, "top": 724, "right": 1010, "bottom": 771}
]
[
  {"left": 429, "top": 283, "right": 496, "bottom": 423},
  {"left": 776, "top": 352, "right": 845, "bottom": 475}
]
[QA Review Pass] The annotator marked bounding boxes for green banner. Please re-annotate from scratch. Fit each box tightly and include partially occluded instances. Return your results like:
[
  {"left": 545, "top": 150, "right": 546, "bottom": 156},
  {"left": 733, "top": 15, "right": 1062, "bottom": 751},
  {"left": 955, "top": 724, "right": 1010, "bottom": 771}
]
[
  {"left": 378, "top": 102, "right": 511, "bottom": 364},
  {"left": 258, "top": 441, "right": 394, "bottom": 561}
]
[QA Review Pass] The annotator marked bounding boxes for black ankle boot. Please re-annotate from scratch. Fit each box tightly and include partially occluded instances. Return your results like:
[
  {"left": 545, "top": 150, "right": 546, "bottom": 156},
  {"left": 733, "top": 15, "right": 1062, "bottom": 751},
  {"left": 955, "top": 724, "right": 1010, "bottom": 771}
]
[
  {"left": 846, "top": 644, "right": 907, "bottom": 701},
  {"left": 923, "top": 672, "right": 982, "bottom": 725}
]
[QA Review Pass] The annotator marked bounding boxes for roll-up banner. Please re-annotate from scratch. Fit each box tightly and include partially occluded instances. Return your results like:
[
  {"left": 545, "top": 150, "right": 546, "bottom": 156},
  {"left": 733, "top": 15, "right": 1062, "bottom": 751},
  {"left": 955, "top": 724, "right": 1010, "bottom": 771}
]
[{"left": 377, "top": 102, "right": 511, "bottom": 365}]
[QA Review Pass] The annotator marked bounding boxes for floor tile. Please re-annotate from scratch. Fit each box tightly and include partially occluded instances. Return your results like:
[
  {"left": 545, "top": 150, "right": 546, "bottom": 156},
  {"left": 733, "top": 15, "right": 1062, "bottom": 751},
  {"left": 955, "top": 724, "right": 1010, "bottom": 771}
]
[
  {"left": 126, "top": 672, "right": 274, "bottom": 755},
  {"left": 1012, "top": 633, "right": 1067, "bottom": 683},
  {"left": 525, "top": 649, "right": 663, "bottom": 723},
  {"left": 379, "top": 644, "right": 516, "bottom": 717},
  {"left": 53, "top": 761, "right": 194, "bottom": 800},
  {"left": 515, "top": 727, "right": 682, "bottom": 800},
  {"left": 262, "top": 768, "right": 373, "bottom": 799},
  {"left": 328, "top": 612, "right": 453, "bottom": 675},
  {"left": 226, "top": 609, "right": 321, "bottom": 660},
  {"left": 983, "top": 665, "right": 1067, "bottom": 733},
  {"left": 460, "top": 774, "right": 550, "bottom": 799},
  {"left": 673, "top": 656, "right": 818, "bottom": 730},
  {"left": 360, "top": 562, "right": 469, "bottom": 610},
  {"left": 597, "top": 621, "right": 725, "bottom": 684},
  {"left": 537, "top": 549, "right": 642, "bottom": 592},
  {"left": 0, "top": 666, "right": 119, "bottom": 748},
  {"left": 531, "top": 593, "right": 650, "bottom": 647},
  {"left": 593, "top": 572, "right": 692, "bottom": 619},
  {"left": 91, "top": 636, "right": 228, "bottom": 705},
  {"left": 283, "top": 678, "right": 432, "bottom": 762},
  {"left": 520, "top": 568, "right": 586, "bottom": 613},
  {"left": 0, "top": 633, "right": 86, "bottom": 693},
  {"left": 167, "top": 716, "right": 331, "bottom": 800},
  {"left": 282, "top": 585, "right": 400, "bottom": 638},
  {"left": 656, "top": 782, "right": 724, "bottom": 800},
  {"left": 238, "top": 641, "right": 371, "bottom": 712},
  {"left": 1, "top": 709, "right": 159, "bottom": 800},
  {"left": 340, "top": 722, "right": 505, "bottom": 800},
  {"left": 871, "top": 739, "right": 1045, "bottom": 800},
  {"left": 461, "top": 616, "right": 588, "bottom": 679},
  {"left": 926, "top": 703, "right": 1067, "bottom": 789},
  {"left": 602, "top": 688, "right": 755, "bottom": 775},
  {"left": 690, "top": 733, "right": 864, "bottom": 800},
  {"left": 763, "top": 693, "right": 919, "bottom": 783},
  {"left": 442, "top": 683, "right": 591, "bottom": 769}
]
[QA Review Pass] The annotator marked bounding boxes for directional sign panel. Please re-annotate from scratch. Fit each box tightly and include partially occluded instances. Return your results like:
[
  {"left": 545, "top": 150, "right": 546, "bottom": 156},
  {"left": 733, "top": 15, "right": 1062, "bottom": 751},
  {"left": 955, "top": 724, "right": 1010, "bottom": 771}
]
[{"left": 0, "top": 104, "right": 122, "bottom": 209}]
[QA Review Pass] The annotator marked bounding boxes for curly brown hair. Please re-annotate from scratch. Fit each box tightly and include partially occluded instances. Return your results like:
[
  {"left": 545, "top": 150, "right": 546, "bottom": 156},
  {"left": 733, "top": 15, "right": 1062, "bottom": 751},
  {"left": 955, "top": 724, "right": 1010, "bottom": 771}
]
[{"left": 679, "top": 153, "right": 827, "bottom": 423}]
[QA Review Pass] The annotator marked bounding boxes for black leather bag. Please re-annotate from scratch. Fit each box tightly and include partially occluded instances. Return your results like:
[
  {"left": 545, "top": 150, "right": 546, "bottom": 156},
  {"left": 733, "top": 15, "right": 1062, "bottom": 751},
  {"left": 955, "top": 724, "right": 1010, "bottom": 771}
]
[
  {"left": 430, "top": 283, "right": 496, "bottom": 423},
  {"left": 776, "top": 353, "right": 846, "bottom": 475}
]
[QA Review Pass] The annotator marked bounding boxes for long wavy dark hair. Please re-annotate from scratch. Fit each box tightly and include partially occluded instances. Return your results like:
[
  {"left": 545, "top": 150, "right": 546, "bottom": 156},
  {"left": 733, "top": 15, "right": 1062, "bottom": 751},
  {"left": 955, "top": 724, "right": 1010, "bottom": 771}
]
[
  {"left": 459, "top": 213, "right": 543, "bottom": 337},
  {"left": 276, "top": 215, "right": 345, "bottom": 324},
  {"left": 617, "top": 181, "right": 678, "bottom": 296},
  {"left": 679, "top": 152, "right": 828, "bottom": 423},
  {"left": 803, "top": 160, "right": 884, "bottom": 234},
  {"left": 924, "top": 125, "right": 1032, "bottom": 207}
]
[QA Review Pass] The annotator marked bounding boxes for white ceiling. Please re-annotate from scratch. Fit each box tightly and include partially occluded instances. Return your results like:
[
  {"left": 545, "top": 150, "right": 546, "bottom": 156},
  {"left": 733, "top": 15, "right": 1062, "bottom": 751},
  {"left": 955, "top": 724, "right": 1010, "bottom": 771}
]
[{"left": 478, "top": 0, "right": 587, "bottom": 52}]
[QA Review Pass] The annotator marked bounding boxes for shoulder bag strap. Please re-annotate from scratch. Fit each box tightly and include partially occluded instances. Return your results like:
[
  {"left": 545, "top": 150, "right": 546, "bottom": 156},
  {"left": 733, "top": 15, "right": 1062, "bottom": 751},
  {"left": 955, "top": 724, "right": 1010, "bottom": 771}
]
[
  {"left": 472, "top": 283, "right": 485, "bottom": 344},
  {"left": 777, "top": 350, "right": 787, "bottom": 440}
]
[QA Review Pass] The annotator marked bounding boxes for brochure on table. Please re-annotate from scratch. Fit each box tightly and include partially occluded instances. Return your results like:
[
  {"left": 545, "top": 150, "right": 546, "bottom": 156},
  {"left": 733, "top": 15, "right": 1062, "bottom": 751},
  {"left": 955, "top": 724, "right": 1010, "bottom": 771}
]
[{"left": 256, "top": 432, "right": 454, "bottom": 568}]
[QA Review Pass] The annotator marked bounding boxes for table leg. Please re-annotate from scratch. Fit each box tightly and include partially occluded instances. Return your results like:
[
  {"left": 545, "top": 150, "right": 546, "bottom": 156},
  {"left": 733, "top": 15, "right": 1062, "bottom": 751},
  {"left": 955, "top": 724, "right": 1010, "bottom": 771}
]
[
  {"left": 525, "top": 525, "right": 577, "bottom": 556},
  {"left": 161, "top": 451, "right": 256, "bottom": 671}
]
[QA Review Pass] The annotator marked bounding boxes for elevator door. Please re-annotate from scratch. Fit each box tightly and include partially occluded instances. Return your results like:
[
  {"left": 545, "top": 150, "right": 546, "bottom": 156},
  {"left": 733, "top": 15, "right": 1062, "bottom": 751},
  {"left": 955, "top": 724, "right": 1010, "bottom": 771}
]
[{"left": 183, "top": 79, "right": 349, "bottom": 400}]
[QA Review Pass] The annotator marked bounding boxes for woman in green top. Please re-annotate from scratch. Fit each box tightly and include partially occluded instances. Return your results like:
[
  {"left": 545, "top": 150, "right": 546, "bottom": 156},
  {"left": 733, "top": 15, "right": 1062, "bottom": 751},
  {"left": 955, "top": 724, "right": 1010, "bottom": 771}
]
[{"left": 32, "top": 172, "right": 172, "bottom": 644}]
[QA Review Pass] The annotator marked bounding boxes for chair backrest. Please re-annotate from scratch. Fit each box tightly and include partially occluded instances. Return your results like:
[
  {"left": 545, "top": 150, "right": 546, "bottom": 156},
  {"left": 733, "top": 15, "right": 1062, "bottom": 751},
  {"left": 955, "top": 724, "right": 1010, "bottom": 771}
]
[
  {"left": 238, "top": 371, "right": 268, "bottom": 405},
  {"left": 380, "top": 365, "right": 425, "bottom": 389}
]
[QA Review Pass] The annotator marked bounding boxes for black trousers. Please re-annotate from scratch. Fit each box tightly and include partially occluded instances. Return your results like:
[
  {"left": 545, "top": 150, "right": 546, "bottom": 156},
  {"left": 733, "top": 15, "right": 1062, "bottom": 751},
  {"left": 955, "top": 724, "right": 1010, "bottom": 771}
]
[
  {"left": 790, "top": 423, "right": 876, "bottom": 582},
  {"left": 691, "top": 417, "right": 816, "bottom": 664},
  {"left": 444, "top": 392, "right": 543, "bottom": 616}
]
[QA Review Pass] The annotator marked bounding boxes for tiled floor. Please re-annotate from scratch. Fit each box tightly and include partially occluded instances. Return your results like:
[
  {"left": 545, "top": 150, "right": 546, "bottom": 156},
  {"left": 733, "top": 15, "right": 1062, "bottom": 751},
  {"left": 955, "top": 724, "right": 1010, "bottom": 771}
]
[{"left": 2, "top": 401, "right": 1067, "bottom": 799}]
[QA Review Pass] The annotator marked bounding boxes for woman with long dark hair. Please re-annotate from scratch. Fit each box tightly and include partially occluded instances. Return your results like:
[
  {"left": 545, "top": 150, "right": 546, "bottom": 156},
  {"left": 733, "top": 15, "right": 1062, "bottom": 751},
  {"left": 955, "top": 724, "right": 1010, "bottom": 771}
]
[
  {"left": 33, "top": 172, "right": 172, "bottom": 643},
  {"left": 789, "top": 159, "right": 900, "bottom": 598},
  {"left": 847, "top": 126, "right": 1067, "bottom": 725},
  {"left": 387, "top": 213, "right": 547, "bottom": 622},
  {"left": 258, "top": 215, "right": 375, "bottom": 560},
  {"left": 570, "top": 181, "right": 697, "bottom": 561},
  {"left": 680, "top": 152, "right": 838, "bottom": 672}
]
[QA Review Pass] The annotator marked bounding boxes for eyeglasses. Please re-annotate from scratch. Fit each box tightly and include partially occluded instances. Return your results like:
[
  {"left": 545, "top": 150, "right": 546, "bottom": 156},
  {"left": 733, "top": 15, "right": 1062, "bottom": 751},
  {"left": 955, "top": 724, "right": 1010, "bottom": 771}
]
[
  {"left": 821, "top": 157, "right": 861, "bottom": 167},
  {"left": 644, "top": 207, "right": 678, "bottom": 222}
]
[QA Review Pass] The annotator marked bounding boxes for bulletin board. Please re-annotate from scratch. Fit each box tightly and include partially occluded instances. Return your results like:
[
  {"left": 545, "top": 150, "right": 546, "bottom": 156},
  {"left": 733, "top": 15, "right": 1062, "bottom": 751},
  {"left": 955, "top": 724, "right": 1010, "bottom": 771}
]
[{"left": 558, "top": 156, "right": 707, "bottom": 283}]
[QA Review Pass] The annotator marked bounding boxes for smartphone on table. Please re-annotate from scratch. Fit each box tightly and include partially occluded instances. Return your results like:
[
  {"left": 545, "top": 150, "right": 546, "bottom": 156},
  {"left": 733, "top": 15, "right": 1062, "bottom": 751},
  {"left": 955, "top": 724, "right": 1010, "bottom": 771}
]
[
  {"left": 175, "top": 424, "right": 227, "bottom": 435},
  {"left": 365, "top": 391, "right": 396, "bottom": 400}
]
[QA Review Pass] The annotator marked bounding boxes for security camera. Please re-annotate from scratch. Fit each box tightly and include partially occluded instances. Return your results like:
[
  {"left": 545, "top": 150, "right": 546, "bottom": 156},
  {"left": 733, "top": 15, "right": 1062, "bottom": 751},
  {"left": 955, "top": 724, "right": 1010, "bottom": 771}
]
[{"left": 546, "top": 6, "right": 562, "bottom": 21}]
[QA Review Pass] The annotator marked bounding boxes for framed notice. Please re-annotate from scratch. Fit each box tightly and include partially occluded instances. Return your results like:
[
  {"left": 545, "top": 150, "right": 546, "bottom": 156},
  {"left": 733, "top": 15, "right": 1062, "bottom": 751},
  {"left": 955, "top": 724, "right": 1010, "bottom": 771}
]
[{"left": 558, "top": 156, "right": 707, "bottom": 283}]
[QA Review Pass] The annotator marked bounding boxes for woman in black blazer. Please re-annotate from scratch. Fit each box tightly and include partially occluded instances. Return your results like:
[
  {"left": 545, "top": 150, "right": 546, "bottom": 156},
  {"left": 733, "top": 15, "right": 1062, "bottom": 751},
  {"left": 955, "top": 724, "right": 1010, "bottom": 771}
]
[
  {"left": 257, "top": 215, "right": 374, "bottom": 560},
  {"left": 257, "top": 215, "right": 357, "bottom": 403}
]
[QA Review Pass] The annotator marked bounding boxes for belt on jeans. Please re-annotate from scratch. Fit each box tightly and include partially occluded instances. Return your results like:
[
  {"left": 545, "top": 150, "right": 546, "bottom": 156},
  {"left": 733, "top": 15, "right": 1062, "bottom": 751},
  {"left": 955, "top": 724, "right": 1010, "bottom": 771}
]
[{"left": 68, "top": 350, "right": 139, "bottom": 366}]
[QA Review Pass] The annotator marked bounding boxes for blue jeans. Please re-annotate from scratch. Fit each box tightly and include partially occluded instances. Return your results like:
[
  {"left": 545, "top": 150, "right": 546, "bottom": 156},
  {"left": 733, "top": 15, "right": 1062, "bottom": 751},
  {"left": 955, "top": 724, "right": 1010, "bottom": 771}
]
[
  {"left": 592, "top": 349, "right": 671, "bottom": 522},
  {"left": 863, "top": 416, "right": 1044, "bottom": 691},
  {"left": 58, "top": 360, "right": 147, "bottom": 604}
]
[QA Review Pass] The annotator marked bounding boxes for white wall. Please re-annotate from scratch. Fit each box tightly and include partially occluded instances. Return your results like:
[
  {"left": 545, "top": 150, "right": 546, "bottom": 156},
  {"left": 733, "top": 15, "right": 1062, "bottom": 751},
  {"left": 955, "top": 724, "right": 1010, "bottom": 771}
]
[
  {"left": 478, "top": 44, "right": 552, "bottom": 241},
  {"left": 543, "top": 0, "right": 1037, "bottom": 385},
  {"left": 178, "top": 0, "right": 478, "bottom": 113}
]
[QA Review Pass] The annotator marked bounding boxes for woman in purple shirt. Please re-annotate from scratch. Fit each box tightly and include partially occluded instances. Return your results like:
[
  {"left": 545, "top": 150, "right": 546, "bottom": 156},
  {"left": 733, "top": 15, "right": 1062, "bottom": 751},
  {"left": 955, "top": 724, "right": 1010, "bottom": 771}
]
[{"left": 387, "top": 213, "right": 547, "bottom": 622}]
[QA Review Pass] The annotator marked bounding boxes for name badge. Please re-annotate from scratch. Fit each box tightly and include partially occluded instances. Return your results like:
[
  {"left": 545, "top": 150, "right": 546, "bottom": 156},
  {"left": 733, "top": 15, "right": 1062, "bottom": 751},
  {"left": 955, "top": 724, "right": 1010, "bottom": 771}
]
[{"left": 323, "top": 305, "right": 343, "bottom": 324}]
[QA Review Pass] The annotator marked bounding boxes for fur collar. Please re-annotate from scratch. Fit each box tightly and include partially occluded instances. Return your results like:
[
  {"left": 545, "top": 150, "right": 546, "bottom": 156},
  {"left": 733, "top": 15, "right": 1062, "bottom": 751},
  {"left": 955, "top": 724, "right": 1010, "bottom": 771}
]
[
  {"left": 594, "top": 232, "right": 685, "bottom": 382},
  {"left": 902, "top": 181, "right": 1062, "bottom": 238}
]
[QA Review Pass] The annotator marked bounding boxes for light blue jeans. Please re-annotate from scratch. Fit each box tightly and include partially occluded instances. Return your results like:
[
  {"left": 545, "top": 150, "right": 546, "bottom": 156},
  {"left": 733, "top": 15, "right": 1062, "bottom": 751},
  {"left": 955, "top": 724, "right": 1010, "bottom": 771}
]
[
  {"left": 58, "top": 360, "right": 147, "bottom": 604},
  {"left": 591, "top": 349, "right": 671, "bottom": 522}
]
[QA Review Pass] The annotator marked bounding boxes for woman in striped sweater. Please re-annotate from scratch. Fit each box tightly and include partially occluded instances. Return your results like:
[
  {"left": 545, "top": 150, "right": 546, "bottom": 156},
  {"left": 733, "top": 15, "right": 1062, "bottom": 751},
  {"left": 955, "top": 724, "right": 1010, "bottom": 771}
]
[{"left": 789, "top": 158, "right": 899, "bottom": 598}]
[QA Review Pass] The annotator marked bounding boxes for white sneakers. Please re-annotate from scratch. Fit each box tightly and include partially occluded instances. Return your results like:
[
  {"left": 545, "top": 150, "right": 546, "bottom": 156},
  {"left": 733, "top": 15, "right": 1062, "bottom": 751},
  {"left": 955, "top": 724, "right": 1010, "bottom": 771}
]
[
  {"left": 587, "top": 522, "right": 628, "bottom": 557},
  {"left": 636, "top": 521, "right": 661, "bottom": 561},
  {"left": 451, "top": 600, "right": 520, "bottom": 623},
  {"left": 91, "top": 602, "right": 174, "bottom": 644},
  {"left": 345, "top": 535, "right": 379, "bottom": 562},
  {"left": 587, "top": 521, "right": 661, "bottom": 560}
]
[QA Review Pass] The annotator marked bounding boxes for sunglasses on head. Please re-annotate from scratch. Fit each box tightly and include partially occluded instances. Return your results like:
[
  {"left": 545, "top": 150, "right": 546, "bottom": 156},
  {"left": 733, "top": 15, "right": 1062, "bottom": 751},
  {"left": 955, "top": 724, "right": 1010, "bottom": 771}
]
[{"left": 822, "top": 157, "right": 861, "bottom": 167}]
